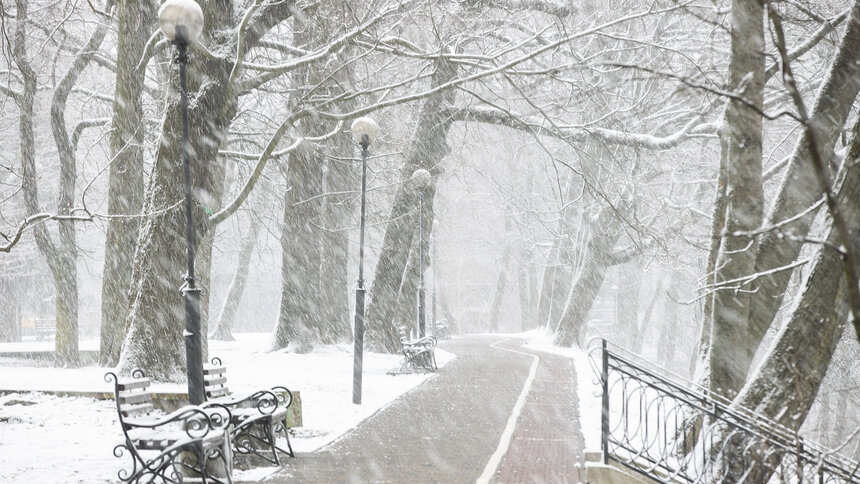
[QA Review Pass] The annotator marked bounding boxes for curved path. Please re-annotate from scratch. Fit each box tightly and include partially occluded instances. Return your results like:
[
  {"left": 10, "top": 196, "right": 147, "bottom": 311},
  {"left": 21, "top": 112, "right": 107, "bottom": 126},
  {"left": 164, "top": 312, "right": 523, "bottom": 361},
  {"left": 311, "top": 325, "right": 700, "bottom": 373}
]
[{"left": 259, "top": 335, "right": 585, "bottom": 483}]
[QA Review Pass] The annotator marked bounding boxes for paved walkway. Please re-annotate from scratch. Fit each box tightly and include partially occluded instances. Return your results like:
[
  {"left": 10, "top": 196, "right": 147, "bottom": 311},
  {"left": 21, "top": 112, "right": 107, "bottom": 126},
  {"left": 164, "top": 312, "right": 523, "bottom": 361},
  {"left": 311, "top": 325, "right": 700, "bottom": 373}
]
[{"left": 257, "top": 335, "right": 585, "bottom": 483}]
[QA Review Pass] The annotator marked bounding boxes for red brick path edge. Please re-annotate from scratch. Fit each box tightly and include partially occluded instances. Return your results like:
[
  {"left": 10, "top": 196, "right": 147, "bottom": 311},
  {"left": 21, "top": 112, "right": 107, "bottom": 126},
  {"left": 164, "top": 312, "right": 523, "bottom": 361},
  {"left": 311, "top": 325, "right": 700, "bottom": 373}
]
[{"left": 487, "top": 341, "right": 586, "bottom": 484}]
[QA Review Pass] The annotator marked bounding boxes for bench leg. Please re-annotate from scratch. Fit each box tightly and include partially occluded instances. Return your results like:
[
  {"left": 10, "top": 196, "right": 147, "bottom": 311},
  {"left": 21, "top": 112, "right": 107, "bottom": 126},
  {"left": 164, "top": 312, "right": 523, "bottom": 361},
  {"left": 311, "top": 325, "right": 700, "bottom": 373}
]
[
  {"left": 203, "top": 445, "right": 233, "bottom": 484},
  {"left": 232, "top": 420, "right": 281, "bottom": 466},
  {"left": 272, "top": 418, "right": 295, "bottom": 458}
]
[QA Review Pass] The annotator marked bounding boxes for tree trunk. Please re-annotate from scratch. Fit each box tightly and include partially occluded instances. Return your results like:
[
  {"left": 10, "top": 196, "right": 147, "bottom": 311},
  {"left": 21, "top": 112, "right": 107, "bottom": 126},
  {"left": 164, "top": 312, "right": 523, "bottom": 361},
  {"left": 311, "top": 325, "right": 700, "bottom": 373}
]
[
  {"left": 50, "top": 18, "right": 111, "bottom": 367},
  {"left": 211, "top": 217, "right": 260, "bottom": 341},
  {"left": 715, "top": 215, "right": 852, "bottom": 483},
  {"left": 319, "top": 34, "right": 359, "bottom": 344},
  {"left": 395, "top": 241, "right": 420, "bottom": 336},
  {"left": 0, "top": 283, "right": 21, "bottom": 342},
  {"left": 536, "top": 238, "right": 563, "bottom": 327},
  {"left": 690, "top": 134, "right": 728, "bottom": 375},
  {"left": 118, "top": 61, "right": 237, "bottom": 379},
  {"left": 706, "top": 0, "right": 765, "bottom": 400},
  {"left": 518, "top": 242, "right": 536, "bottom": 331},
  {"left": 537, "top": 181, "right": 583, "bottom": 328},
  {"left": 633, "top": 272, "right": 663, "bottom": 355},
  {"left": 274, "top": 142, "right": 325, "bottom": 353},
  {"left": 14, "top": 0, "right": 107, "bottom": 367},
  {"left": 488, "top": 241, "right": 512, "bottom": 333},
  {"left": 116, "top": 4, "right": 307, "bottom": 378},
  {"left": 553, "top": 210, "right": 622, "bottom": 347},
  {"left": 741, "top": 0, "right": 860, "bottom": 382},
  {"left": 365, "top": 58, "right": 456, "bottom": 353},
  {"left": 709, "top": 114, "right": 860, "bottom": 482},
  {"left": 319, "top": 128, "right": 355, "bottom": 344},
  {"left": 615, "top": 260, "right": 641, "bottom": 351},
  {"left": 274, "top": 11, "right": 353, "bottom": 350},
  {"left": 100, "top": 0, "right": 155, "bottom": 366},
  {"left": 657, "top": 277, "right": 679, "bottom": 370}
]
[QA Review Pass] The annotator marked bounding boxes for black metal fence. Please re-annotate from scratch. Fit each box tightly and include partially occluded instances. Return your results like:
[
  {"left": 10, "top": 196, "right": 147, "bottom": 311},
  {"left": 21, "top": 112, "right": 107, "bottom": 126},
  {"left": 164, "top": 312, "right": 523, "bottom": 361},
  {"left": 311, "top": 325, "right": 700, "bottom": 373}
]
[{"left": 594, "top": 339, "right": 860, "bottom": 483}]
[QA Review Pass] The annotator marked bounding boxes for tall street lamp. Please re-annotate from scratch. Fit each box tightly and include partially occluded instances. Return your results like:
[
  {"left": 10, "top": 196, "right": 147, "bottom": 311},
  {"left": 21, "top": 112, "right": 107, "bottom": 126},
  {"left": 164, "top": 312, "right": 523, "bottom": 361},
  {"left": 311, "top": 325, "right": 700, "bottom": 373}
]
[
  {"left": 159, "top": 0, "right": 205, "bottom": 405},
  {"left": 351, "top": 116, "right": 378, "bottom": 405},
  {"left": 413, "top": 169, "right": 432, "bottom": 338}
]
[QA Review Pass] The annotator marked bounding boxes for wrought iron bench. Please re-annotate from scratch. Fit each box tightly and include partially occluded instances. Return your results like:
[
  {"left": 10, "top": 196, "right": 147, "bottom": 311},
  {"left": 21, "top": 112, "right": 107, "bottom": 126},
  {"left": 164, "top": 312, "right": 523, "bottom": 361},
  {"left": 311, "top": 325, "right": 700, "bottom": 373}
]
[
  {"left": 433, "top": 319, "right": 451, "bottom": 340},
  {"left": 105, "top": 370, "right": 233, "bottom": 484},
  {"left": 390, "top": 326, "right": 437, "bottom": 374},
  {"left": 203, "top": 358, "right": 295, "bottom": 466}
]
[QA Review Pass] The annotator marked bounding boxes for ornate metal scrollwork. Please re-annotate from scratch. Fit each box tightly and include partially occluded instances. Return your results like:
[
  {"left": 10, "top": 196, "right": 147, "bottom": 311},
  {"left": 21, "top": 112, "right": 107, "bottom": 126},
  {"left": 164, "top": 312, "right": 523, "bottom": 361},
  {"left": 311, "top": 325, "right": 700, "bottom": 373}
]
[{"left": 593, "top": 339, "right": 860, "bottom": 483}]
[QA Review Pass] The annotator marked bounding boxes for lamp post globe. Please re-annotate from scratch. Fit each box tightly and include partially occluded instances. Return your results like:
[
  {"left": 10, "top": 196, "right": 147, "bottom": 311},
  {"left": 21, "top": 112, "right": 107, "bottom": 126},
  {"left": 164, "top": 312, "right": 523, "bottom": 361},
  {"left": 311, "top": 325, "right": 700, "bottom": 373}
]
[
  {"left": 351, "top": 117, "right": 379, "bottom": 147},
  {"left": 158, "top": 0, "right": 204, "bottom": 45},
  {"left": 413, "top": 168, "right": 431, "bottom": 187},
  {"left": 351, "top": 116, "right": 377, "bottom": 405}
]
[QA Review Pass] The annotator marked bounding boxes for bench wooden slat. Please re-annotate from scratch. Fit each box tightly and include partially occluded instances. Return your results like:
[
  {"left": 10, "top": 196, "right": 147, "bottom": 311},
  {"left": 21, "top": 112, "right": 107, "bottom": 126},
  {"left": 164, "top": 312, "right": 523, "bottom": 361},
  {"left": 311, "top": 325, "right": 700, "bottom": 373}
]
[
  {"left": 118, "top": 392, "right": 152, "bottom": 405},
  {"left": 204, "top": 375, "right": 227, "bottom": 386},
  {"left": 116, "top": 378, "right": 150, "bottom": 391},
  {"left": 203, "top": 366, "right": 226, "bottom": 375},
  {"left": 206, "top": 387, "right": 229, "bottom": 398},
  {"left": 120, "top": 402, "right": 155, "bottom": 417}
]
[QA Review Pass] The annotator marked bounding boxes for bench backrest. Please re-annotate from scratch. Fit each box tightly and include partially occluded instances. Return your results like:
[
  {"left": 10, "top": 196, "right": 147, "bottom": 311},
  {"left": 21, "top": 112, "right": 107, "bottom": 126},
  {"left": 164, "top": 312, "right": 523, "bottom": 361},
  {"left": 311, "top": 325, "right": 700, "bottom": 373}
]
[
  {"left": 204, "top": 364, "right": 230, "bottom": 400},
  {"left": 106, "top": 372, "right": 155, "bottom": 425},
  {"left": 397, "top": 325, "right": 410, "bottom": 343}
]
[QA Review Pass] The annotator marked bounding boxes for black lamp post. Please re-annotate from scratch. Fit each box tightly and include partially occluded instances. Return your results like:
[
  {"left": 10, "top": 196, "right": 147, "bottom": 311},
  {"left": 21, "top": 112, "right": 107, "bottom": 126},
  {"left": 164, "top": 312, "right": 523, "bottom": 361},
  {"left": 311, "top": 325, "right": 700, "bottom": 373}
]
[
  {"left": 159, "top": 0, "right": 205, "bottom": 406},
  {"left": 412, "top": 169, "right": 431, "bottom": 338},
  {"left": 351, "top": 117, "right": 378, "bottom": 405}
]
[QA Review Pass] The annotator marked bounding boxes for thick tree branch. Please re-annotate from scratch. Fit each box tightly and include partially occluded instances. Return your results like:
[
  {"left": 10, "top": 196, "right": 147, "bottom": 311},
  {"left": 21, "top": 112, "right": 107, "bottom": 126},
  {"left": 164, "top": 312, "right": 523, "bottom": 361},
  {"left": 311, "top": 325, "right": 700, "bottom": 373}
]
[{"left": 444, "top": 105, "right": 716, "bottom": 149}]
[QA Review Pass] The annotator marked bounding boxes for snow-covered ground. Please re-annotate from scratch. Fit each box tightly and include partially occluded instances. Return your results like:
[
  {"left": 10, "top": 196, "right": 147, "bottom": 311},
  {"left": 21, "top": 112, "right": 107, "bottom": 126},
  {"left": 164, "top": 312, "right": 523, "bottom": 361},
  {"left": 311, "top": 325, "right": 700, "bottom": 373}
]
[{"left": 0, "top": 333, "right": 454, "bottom": 483}]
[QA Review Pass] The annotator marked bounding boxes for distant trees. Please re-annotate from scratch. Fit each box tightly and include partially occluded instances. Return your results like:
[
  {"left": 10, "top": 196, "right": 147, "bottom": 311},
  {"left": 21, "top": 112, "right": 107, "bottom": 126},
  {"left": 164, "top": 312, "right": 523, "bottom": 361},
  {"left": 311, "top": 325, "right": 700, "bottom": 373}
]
[{"left": 4, "top": 0, "right": 112, "bottom": 366}]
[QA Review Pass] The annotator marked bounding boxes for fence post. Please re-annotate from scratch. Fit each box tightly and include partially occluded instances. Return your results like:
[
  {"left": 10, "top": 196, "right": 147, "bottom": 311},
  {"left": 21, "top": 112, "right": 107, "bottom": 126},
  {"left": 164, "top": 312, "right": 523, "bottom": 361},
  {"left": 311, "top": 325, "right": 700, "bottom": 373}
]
[{"left": 601, "top": 338, "right": 609, "bottom": 465}]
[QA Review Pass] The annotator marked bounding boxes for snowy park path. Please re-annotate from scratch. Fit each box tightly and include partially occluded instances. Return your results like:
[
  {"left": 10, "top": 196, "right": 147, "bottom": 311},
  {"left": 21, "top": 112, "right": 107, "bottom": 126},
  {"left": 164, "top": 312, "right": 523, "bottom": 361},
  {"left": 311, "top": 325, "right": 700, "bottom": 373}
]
[{"left": 257, "top": 335, "right": 585, "bottom": 483}]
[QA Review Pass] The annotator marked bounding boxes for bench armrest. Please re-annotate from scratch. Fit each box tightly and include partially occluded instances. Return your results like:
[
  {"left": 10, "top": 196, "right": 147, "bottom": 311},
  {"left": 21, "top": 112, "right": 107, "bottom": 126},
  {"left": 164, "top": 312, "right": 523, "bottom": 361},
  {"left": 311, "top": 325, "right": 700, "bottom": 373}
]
[
  {"left": 206, "top": 389, "right": 279, "bottom": 415},
  {"left": 124, "top": 404, "right": 223, "bottom": 439},
  {"left": 270, "top": 385, "right": 293, "bottom": 409},
  {"left": 402, "top": 336, "right": 437, "bottom": 349}
]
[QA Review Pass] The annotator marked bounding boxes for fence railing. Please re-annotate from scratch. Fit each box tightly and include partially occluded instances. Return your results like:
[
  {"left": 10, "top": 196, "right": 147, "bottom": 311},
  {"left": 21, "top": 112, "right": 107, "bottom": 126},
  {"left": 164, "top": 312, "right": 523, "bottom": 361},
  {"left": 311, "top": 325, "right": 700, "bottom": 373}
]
[{"left": 593, "top": 339, "right": 860, "bottom": 483}]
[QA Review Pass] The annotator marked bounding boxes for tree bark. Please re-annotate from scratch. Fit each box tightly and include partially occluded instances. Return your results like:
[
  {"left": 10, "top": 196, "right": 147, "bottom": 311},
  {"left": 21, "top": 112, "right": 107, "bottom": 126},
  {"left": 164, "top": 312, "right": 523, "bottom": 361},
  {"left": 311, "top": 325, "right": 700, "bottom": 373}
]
[
  {"left": 211, "top": 217, "right": 260, "bottom": 341},
  {"left": 708, "top": 113, "right": 860, "bottom": 481},
  {"left": 14, "top": 0, "right": 108, "bottom": 367},
  {"left": 319, "top": 128, "right": 355, "bottom": 344},
  {"left": 319, "top": 24, "right": 359, "bottom": 344},
  {"left": 365, "top": 58, "right": 456, "bottom": 353},
  {"left": 100, "top": 0, "right": 155, "bottom": 366},
  {"left": 657, "top": 276, "right": 679, "bottom": 370},
  {"left": 488, "top": 236, "right": 512, "bottom": 333},
  {"left": 741, "top": 0, "right": 860, "bottom": 382},
  {"left": 633, "top": 271, "right": 663, "bottom": 355},
  {"left": 274, "top": 9, "right": 355, "bottom": 350},
  {"left": 716, "top": 201, "right": 854, "bottom": 483},
  {"left": 274, "top": 142, "right": 325, "bottom": 352},
  {"left": 518, "top": 242, "right": 537, "bottom": 331},
  {"left": 117, "top": 2, "right": 299, "bottom": 379},
  {"left": 537, "top": 184, "right": 583, "bottom": 329},
  {"left": 118, "top": 57, "right": 238, "bottom": 379},
  {"left": 690, "top": 133, "right": 728, "bottom": 376},
  {"left": 615, "top": 260, "right": 641, "bottom": 351},
  {"left": 553, "top": 207, "right": 622, "bottom": 347},
  {"left": 707, "top": 0, "right": 765, "bottom": 400}
]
